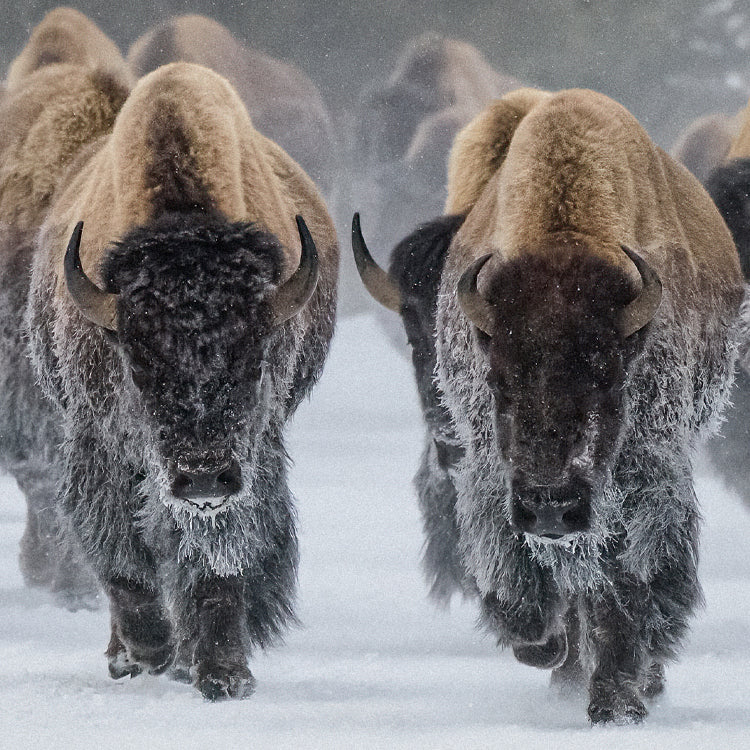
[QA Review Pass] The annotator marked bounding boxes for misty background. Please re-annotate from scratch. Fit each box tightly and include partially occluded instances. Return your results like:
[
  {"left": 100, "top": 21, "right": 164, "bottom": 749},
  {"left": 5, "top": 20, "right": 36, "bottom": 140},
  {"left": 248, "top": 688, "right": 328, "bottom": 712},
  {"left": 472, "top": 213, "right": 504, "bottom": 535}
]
[{"left": 2, "top": 0, "right": 749, "bottom": 150}]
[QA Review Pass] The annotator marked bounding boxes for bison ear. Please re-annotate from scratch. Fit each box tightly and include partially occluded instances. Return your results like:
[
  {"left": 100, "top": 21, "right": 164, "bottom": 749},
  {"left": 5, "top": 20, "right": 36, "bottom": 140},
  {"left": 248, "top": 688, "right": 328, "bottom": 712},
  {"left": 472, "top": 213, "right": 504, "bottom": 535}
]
[
  {"left": 351, "top": 212, "right": 402, "bottom": 312},
  {"left": 617, "top": 245, "right": 662, "bottom": 338},
  {"left": 64, "top": 221, "right": 120, "bottom": 332}
]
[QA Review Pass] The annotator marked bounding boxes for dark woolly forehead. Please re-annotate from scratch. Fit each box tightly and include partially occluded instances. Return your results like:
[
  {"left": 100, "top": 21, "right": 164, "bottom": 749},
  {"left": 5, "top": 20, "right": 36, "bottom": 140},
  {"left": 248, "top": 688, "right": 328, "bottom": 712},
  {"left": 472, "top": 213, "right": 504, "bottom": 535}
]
[
  {"left": 101, "top": 211, "right": 285, "bottom": 336},
  {"left": 485, "top": 245, "right": 635, "bottom": 370}
]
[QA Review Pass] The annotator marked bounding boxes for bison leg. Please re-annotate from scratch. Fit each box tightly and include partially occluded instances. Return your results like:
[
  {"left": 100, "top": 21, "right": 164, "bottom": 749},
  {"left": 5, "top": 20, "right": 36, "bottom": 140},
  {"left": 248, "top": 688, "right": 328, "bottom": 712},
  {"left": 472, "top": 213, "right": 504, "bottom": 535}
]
[
  {"left": 550, "top": 603, "right": 585, "bottom": 692},
  {"left": 17, "top": 469, "right": 100, "bottom": 609},
  {"left": 191, "top": 576, "right": 255, "bottom": 701},
  {"left": 106, "top": 578, "right": 174, "bottom": 678},
  {"left": 415, "top": 438, "right": 467, "bottom": 604},
  {"left": 585, "top": 590, "right": 648, "bottom": 725},
  {"left": 480, "top": 552, "right": 565, "bottom": 650}
]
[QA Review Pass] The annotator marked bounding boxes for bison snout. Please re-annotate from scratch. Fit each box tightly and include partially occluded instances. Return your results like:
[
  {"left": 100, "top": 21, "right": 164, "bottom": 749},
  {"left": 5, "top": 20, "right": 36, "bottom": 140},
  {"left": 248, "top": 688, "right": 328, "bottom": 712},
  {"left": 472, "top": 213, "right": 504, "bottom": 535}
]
[
  {"left": 511, "top": 480, "right": 592, "bottom": 539},
  {"left": 170, "top": 459, "right": 242, "bottom": 508}
]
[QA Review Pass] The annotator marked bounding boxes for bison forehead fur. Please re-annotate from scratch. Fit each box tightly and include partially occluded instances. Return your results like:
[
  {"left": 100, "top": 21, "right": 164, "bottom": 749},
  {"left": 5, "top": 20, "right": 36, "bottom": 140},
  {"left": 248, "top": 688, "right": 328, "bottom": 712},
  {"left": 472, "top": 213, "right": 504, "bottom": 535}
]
[
  {"left": 484, "top": 248, "right": 637, "bottom": 485},
  {"left": 102, "top": 212, "right": 283, "bottom": 462}
]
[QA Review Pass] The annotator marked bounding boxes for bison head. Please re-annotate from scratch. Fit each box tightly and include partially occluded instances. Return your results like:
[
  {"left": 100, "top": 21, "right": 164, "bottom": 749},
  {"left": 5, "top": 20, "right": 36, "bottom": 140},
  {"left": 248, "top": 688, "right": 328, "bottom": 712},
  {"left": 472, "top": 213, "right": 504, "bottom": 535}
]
[
  {"left": 457, "top": 240, "right": 661, "bottom": 541},
  {"left": 64, "top": 211, "right": 317, "bottom": 515}
]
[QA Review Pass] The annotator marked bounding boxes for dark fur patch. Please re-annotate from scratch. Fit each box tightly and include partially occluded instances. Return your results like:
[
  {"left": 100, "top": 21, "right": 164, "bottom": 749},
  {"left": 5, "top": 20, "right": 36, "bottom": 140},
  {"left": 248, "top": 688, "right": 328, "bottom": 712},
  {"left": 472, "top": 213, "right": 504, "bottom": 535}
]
[
  {"left": 389, "top": 214, "right": 464, "bottom": 309},
  {"left": 705, "top": 157, "right": 750, "bottom": 280},
  {"left": 88, "top": 70, "right": 130, "bottom": 114},
  {"left": 144, "top": 102, "right": 215, "bottom": 217},
  {"left": 389, "top": 214, "right": 464, "bottom": 434},
  {"left": 102, "top": 211, "right": 284, "bottom": 462},
  {"left": 485, "top": 244, "right": 636, "bottom": 486}
]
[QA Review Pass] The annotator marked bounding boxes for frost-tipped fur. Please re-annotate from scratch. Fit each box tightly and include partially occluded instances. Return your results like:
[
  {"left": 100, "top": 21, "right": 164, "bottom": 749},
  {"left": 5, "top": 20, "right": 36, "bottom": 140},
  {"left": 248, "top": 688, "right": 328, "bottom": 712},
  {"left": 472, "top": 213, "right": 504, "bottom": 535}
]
[
  {"left": 432, "top": 89, "right": 743, "bottom": 723},
  {"left": 25, "top": 62, "right": 338, "bottom": 700},
  {"left": 0, "top": 11, "right": 131, "bottom": 605}
]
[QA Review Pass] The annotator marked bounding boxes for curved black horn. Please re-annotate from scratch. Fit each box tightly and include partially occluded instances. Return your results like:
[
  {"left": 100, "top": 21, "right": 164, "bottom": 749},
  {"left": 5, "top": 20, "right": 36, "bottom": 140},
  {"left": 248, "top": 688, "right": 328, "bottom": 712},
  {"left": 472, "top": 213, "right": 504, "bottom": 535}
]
[
  {"left": 617, "top": 245, "right": 662, "bottom": 338},
  {"left": 351, "top": 212, "right": 401, "bottom": 312},
  {"left": 271, "top": 215, "right": 319, "bottom": 325},
  {"left": 64, "top": 221, "right": 119, "bottom": 332},
  {"left": 457, "top": 253, "right": 495, "bottom": 336}
]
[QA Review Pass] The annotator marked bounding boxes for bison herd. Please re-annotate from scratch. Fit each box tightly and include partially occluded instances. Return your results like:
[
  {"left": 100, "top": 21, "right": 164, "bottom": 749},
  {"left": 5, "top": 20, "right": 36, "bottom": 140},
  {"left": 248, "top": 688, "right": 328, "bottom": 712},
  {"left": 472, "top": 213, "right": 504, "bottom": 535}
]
[{"left": 0, "top": 6, "right": 748, "bottom": 725}]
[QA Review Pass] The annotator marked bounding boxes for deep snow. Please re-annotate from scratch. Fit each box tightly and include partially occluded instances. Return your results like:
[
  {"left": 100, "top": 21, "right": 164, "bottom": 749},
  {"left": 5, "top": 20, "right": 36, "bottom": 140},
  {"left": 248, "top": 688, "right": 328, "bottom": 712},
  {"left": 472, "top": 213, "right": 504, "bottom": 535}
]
[{"left": 1, "top": 314, "right": 749, "bottom": 749}]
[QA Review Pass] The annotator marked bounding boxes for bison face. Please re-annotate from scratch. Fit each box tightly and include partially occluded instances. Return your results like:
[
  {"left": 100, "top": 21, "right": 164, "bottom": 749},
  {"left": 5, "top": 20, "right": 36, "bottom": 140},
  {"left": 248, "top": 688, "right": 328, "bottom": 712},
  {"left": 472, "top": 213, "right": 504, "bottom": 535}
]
[
  {"left": 458, "top": 242, "right": 661, "bottom": 542},
  {"left": 67, "top": 211, "right": 318, "bottom": 515}
]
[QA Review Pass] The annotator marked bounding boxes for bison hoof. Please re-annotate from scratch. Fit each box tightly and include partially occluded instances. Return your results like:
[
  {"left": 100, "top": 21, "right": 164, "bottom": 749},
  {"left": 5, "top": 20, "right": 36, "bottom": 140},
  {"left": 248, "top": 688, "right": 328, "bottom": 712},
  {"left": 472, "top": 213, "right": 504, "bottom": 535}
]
[
  {"left": 196, "top": 665, "right": 256, "bottom": 701},
  {"left": 108, "top": 649, "right": 143, "bottom": 680},
  {"left": 642, "top": 662, "right": 665, "bottom": 699},
  {"left": 512, "top": 629, "right": 568, "bottom": 670},
  {"left": 588, "top": 686, "right": 647, "bottom": 725}
]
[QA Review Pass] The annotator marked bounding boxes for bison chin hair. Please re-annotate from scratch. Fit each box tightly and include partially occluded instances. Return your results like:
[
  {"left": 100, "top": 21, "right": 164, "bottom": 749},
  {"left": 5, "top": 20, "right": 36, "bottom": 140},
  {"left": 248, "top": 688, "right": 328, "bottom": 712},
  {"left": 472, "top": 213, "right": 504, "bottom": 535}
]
[{"left": 518, "top": 473, "right": 625, "bottom": 591}]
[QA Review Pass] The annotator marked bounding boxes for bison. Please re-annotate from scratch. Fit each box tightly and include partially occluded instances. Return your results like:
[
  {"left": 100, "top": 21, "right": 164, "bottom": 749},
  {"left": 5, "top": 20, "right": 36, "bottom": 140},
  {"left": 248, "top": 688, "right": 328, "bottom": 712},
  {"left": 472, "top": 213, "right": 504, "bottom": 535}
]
[
  {"left": 670, "top": 112, "right": 740, "bottom": 186},
  {"left": 353, "top": 87, "right": 744, "bottom": 723},
  {"left": 0, "top": 8, "right": 132, "bottom": 605},
  {"left": 24, "top": 61, "right": 338, "bottom": 699},
  {"left": 127, "top": 14, "right": 336, "bottom": 195},
  {"left": 341, "top": 34, "right": 521, "bottom": 319},
  {"left": 702, "top": 99, "right": 750, "bottom": 505}
]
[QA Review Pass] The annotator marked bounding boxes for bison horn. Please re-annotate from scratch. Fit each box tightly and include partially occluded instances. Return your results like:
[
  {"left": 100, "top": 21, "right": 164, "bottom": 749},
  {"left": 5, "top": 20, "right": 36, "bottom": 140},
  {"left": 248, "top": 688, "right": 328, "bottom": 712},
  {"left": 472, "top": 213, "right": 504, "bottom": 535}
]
[
  {"left": 64, "top": 221, "right": 119, "bottom": 332},
  {"left": 271, "top": 215, "right": 319, "bottom": 325},
  {"left": 617, "top": 245, "right": 662, "bottom": 338},
  {"left": 351, "top": 212, "right": 402, "bottom": 312},
  {"left": 457, "top": 253, "right": 495, "bottom": 336}
]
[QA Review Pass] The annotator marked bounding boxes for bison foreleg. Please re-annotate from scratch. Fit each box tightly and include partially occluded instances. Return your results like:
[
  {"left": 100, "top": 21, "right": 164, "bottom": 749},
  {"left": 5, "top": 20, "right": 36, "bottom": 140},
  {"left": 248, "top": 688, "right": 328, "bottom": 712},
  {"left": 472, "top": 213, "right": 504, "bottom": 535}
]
[
  {"left": 106, "top": 578, "right": 174, "bottom": 678},
  {"left": 190, "top": 575, "right": 255, "bottom": 701},
  {"left": 480, "top": 558, "right": 567, "bottom": 663},
  {"left": 585, "top": 589, "right": 648, "bottom": 725},
  {"left": 415, "top": 438, "right": 467, "bottom": 604}
]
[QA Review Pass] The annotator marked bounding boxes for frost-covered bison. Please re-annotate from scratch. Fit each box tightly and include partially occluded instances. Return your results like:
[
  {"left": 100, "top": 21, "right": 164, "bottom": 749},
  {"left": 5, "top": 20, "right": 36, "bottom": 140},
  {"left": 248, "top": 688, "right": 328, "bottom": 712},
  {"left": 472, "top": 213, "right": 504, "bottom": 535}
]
[
  {"left": 0, "top": 7, "right": 132, "bottom": 605},
  {"left": 354, "top": 87, "right": 743, "bottom": 723},
  {"left": 342, "top": 34, "right": 520, "bottom": 319},
  {"left": 128, "top": 14, "right": 336, "bottom": 194},
  {"left": 25, "top": 61, "right": 338, "bottom": 699}
]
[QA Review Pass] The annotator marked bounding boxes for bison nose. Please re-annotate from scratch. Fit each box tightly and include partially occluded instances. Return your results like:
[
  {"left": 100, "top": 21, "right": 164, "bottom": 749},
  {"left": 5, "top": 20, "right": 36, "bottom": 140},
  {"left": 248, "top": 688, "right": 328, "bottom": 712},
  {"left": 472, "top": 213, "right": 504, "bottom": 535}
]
[
  {"left": 511, "top": 482, "right": 591, "bottom": 539},
  {"left": 171, "top": 459, "right": 242, "bottom": 501}
]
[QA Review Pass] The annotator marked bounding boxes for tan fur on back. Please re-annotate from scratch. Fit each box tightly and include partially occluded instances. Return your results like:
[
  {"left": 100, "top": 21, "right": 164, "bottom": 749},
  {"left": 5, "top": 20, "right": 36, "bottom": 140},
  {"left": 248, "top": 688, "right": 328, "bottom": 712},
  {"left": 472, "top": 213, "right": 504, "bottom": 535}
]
[
  {"left": 6, "top": 7, "right": 132, "bottom": 92},
  {"left": 444, "top": 88, "right": 741, "bottom": 296},
  {"left": 0, "top": 10, "right": 130, "bottom": 235},
  {"left": 44, "top": 62, "right": 337, "bottom": 292}
]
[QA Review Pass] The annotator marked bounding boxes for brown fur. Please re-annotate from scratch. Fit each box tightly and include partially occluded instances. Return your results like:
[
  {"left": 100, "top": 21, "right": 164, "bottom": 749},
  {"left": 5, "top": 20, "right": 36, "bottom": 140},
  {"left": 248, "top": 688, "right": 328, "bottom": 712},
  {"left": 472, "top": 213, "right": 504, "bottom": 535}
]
[
  {"left": 6, "top": 7, "right": 133, "bottom": 93},
  {"left": 445, "top": 88, "right": 741, "bottom": 293},
  {"left": 670, "top": 112, "right": 740, "bottom": 184},
  {"left": 40, "top": 62, "right": 337, "bottom": 303},
  {"left": 127, "top": 14, "right": 335, "bottom": 191}
]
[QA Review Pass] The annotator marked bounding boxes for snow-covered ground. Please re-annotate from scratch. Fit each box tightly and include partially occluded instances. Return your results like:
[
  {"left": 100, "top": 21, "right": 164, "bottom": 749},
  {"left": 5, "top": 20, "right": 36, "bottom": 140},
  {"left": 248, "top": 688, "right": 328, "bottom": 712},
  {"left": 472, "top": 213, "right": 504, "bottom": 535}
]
[{"left": 1, "top": 315, "right": 749, "bottom": 749}]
